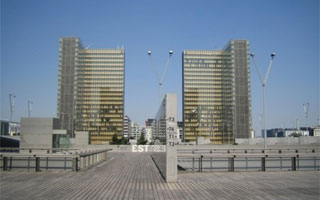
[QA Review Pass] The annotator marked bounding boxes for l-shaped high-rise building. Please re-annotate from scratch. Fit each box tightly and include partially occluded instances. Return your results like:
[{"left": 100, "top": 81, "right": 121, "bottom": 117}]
[
  {"left": 57, "top": 38, "right": 125, "bottom": 144},
  {"left": 183, "top": 40, "right": 252, "bottom": 144}
]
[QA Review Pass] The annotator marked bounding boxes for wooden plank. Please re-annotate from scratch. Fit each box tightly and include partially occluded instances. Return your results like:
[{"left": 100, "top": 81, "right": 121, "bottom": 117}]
[{"left": 0, "top": 152, "right": 319, "bottom": 200}]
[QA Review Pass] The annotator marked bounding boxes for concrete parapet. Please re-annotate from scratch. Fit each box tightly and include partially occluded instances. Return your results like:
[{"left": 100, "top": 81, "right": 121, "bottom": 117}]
[
  {"left": 152, "top": 145, "right": 177, "bottom": 183},
  {"left": 236, "top": 137, "right": 320, "bottom": 145}
]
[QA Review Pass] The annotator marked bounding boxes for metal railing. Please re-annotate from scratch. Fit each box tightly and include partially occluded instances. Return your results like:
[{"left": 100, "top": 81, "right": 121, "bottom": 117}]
[
  {"left": 0, "top": 148, "right": 112, "bottom": 172},
  {"left": 177, "top": 147, "right": 320, "bottom": 172}
]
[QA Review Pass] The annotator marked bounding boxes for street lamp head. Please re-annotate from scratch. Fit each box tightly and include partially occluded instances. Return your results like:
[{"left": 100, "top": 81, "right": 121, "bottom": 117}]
[
  {"left": 148, "top": 50, "right": 152, "bottom": 55},
  {"left": 169, "top": 50, "right": 173, "bottom": 55},
  {"left": 250, "top": 53, "right": 255, "bottom": 57},
  {"left": 271, "top": 52, "right": 276, "bottom": 59}
]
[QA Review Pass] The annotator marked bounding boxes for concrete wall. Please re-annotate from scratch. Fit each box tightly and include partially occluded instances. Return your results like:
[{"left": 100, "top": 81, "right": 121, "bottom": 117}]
[
  {"left": 165, "top": 146, "right": 177, "bottom": 182},
  {"left": 235, "top": 136, "right": 320, "bottom": 145},
  {"left": 107, "top": 145, "right": 166, "bottom": 152},
  {"left": 20, "top": 118, "right": 60, "bottom": 149},
  {"left": 152, "top": 145, "right": 177, "bottom": 183},
  {"left": 70, "top": 131, "right": 89, "bottom": 148}
]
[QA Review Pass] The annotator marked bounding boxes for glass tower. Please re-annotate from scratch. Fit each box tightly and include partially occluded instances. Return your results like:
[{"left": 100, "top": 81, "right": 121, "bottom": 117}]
[
  {"left": 183, "top": 40, "right": 251, "bottom": 144},
  {"left": 57, "top": 38, "right": 125, "bottom": 144}
]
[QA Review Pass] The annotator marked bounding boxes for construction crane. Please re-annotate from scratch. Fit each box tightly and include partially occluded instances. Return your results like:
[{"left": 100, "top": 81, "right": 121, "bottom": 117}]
[
  {"left": 303, "top": 103, "right": 309, "bottom": 128},
  {"left": 148, "top": 50, "right": 173, "bottom": 104}
]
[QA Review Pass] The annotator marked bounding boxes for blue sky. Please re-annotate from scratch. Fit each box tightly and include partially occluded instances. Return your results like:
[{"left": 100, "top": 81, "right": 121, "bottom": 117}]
[{"left": 1, "top": 0, "right": 319, "bottom": 135}]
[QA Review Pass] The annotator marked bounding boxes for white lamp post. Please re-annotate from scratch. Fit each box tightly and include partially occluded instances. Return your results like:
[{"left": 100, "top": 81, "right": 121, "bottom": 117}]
[{"left": 250, "top": 52, "right": 276, "bottom": 150}]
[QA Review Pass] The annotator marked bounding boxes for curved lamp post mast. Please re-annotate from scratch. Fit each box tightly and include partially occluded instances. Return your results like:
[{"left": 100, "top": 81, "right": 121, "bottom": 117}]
[
  {"left": 148, "top": 50, "right": 173, "bottom": 105},
  {"left": 250, "top": 52, "right": 276, "bottom": 150}
]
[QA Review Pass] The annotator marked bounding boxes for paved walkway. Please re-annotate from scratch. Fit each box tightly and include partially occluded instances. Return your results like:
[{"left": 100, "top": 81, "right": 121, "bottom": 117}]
[{"left": 0, "top": 152, "right": 319, "bottom": 200}]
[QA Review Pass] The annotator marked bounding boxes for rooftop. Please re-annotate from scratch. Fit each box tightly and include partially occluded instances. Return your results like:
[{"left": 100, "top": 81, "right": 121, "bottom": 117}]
[{"left": 0, "top": 152, "right": 319, "bottom": 200}]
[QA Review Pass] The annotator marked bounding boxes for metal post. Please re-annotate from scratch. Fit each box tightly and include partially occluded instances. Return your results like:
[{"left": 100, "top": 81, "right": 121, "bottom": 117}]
[
  {"left": 9, "top": 94, "right": 15, "bottom": 122},
  {"left": 280, "top": 157, "right": 282, "bottom": 170},
  {"left": 3, "top": 157, "right": 8, "bottom": 171},
  {"left": 64, "top": 157, "right": 67, "bottom": 170},
  {"left": 46, "top": 157, "right": 49, "bottom": 170},
  {"left": 263, "top": 86, "right": 267, "bottom": 150},
  {"left": 261, "top": 157, "right": 266, "bottom": 171},
  {"left": 245, "top": 157, "right": 248, "bottom": 170},
  {"left": 192, "top": 158, "right": 194, "bottom": 171},
  {"left": 28, "top": 157, "right": 30, "bottom": 170},
  {"left": 228, "top": 157, "right": 234, "bottom": 172},
  {"left": 35, "top": 157, "right": 40, "bottom": 172},
  {"left": 9, "top": 157, "right": 12, "bottom": 170},
  {"left": 27, "top": 101, "right": 33, "bottom": 117},
  {"left": 200, "top": 155, "right": 203, "bottom": 172},
  {"left": 291, "top": 157, "right": 296, "bottom": 171},
  {"left": 210, "top": 158, "right": 213, "bottom": 171},
  {"left": 250, "top": 53, "right": 275, "bottom": 151}
]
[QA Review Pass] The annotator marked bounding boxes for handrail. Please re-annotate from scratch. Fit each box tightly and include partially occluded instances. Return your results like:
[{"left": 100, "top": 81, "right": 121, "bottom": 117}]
[
  {"left": 0, "top": 148, "right": 112, "bottom": 172},
  {"left": 0, "top": 147, "right": 108, "bottom": 151},
  {"left": 80, "top": 149, "right": 112, "bottom": 157}
]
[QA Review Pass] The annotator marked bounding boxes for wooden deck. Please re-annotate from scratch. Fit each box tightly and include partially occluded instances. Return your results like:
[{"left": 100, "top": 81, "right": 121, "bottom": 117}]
[{"left": 0, "top": 152, "right": 319, "bottom": 200}]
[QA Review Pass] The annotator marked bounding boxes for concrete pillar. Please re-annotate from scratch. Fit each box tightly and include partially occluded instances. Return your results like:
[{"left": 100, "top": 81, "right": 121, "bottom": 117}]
[
  {"left": 72, "top": 157, "right": 78, "bottom": 171},
  {"left": 166, "top": 145, "right": 177, "bottom": 183}
]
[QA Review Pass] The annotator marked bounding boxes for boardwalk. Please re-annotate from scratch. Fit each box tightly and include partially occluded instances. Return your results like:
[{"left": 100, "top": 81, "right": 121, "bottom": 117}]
[{"left": 0, "top": 152, "right": 319, "bottom": 200}]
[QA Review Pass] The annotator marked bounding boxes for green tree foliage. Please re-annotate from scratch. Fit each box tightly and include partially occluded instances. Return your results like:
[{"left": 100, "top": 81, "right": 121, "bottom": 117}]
[
  {"left": 111, "top": 133, "right": 129, "bottom": 145},
  {"left": 137, "top": 133, "right": 147, "bottom": 145},
  {"left": 111, "top": 133, "right": 119, "bottom": 144}
]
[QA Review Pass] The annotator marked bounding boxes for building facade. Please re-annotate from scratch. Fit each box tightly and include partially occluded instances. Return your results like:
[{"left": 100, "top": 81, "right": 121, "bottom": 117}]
[
  {"left": 153, "top": 93, "right": 179, "bottom": 144},
  {"left": 123, "top": 115, "right": 132, "bottom": 139},
  {"left": 183, "top": 40, "right": 251, "bottom": 144},
  {"left": 130, "top": 122, "right": 144, "bottom": 140},
  {"left": 57, "top": 38, "right": 125, "bottom": 144}
]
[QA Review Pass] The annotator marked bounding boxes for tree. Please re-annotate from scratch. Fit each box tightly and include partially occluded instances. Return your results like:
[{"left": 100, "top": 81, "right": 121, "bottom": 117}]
[
  {"left": 121, "top": 138, "right": 129, "bottom": 145},
  {"left": 137, "top": 133, "right": 147, "bottom": 145},
  {"left": 111, "top": 133, "right": 119, "bottom": 144}
]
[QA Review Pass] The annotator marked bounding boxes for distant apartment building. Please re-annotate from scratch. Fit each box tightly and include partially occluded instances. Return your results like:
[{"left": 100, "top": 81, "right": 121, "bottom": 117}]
[
  {"left": 177, "top": 121, "right": 184, "bottom": 141},
  {"left": 130, "top": 122, "right": 144, "bottom": 139},
  {"left": 57, "top": 38, "right": 125, "bottom": 144},
  {"left": 183, "top": 40, "right": 252, "bottom": 144},
  {"left": 145, "top": 119, "right": 155, "bottom": 142},
  {"left": 153, "top": 93, "right": 179, "bottom": 144},
  {"left": 144, "top": 126, "right": 152, "bottom": 142},
  {"left": 123, "top": 115, "right": 132, "bottom": 139}
]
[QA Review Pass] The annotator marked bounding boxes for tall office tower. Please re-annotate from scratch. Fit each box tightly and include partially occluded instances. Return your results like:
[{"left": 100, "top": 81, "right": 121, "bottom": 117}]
[
  {"left": 57, "top": 38, "right": 125, "bottom": 144},
  {"left": 183, "top": 40, "right": 251, "bottom": 144},
  {"left": 57, "top": 38, "right": 81, "bottom": 133}
]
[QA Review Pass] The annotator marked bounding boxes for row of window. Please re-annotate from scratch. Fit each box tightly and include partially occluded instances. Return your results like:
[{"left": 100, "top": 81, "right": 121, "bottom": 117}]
[
  {"left": 77, "top": 71, "right": 123, "bottom": 75},
  {"left": 78, "top": 122, "right": 123, "bottom": 127}
]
